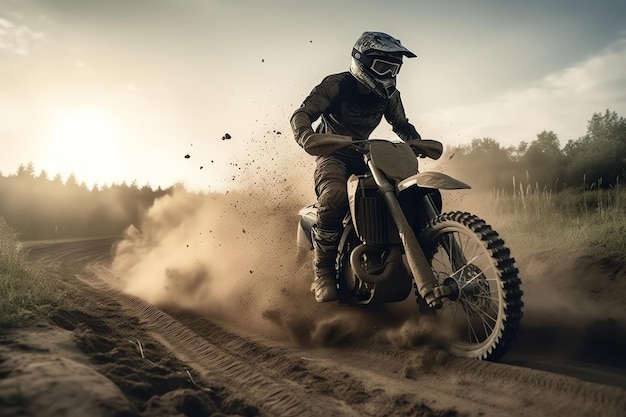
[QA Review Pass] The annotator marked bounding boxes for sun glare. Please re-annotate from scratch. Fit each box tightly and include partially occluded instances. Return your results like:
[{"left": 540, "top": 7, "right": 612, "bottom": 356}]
[{"left": 45, "top": 106, "right": 123, "bottom": 186}]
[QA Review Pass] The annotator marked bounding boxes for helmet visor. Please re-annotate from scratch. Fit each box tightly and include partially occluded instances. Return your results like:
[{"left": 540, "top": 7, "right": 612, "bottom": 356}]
[
  {"left": 352, "top": 48, "right": 402, "bottom": 78},
  {"left": 371, "top": 58, "right": 401, "bottom": 77}
]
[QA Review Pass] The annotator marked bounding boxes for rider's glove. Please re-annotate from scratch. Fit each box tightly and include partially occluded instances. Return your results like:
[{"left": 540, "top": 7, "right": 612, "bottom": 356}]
[
  {"left": 407, "top": 137, "right": 427, "bottom": 158},
  {"left": 303, "top": 133, "right": 353, "bottom": 156}
]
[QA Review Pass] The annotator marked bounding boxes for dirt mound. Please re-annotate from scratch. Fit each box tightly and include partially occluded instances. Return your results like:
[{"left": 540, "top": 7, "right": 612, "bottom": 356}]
[
  {"left": 0, "top": 307, "right": 259, "bottom": 417},
  {"left": 510, "top": 249, "right": 626, "bottom": 368}
]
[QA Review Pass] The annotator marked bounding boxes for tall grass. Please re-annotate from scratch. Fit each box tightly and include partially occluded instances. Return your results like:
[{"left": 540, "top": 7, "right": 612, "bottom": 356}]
[
  {"left": 0, "top": 218, "right": 70, "bottom": 328},
  {"left": 489, "top": 176, "right": 626, "bottom": 256}
]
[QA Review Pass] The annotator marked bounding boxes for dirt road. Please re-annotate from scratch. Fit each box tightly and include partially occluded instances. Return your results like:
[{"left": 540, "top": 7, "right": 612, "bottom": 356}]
[{"left": 1, "top": 238, "right": 624, "bottom": 417}]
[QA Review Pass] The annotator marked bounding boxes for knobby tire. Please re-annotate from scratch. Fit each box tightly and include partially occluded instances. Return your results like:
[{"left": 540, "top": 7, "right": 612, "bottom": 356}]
[{"left": 419, "top": 211, "right": 523, "bottom": 360}]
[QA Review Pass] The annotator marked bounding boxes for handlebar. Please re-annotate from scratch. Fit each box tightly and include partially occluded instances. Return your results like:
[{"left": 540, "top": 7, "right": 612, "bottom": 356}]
[{"left": 303, "top": 134, "right": 443, "bottom": 160}]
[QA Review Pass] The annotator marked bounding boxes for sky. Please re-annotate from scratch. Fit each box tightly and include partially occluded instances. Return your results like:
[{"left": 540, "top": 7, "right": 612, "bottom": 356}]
[{"left": 1, "top": 0, "right": 625, "bottom": 190}]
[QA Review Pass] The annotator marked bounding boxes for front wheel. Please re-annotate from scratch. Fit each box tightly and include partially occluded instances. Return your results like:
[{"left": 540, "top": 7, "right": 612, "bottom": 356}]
[{"left": 419, "top": 211, "right": 523, "bottom": 360}]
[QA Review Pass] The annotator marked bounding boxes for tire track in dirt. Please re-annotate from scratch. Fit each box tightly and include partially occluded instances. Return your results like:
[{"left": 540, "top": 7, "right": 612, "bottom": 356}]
[
  {"left": 25, "top": 237, "right": 117, "bottom": 265},
  {"left": 79, "top": 264, "right": 364, "bottom": 416},
  {"left": 86, "top": 267, "right": 626, "bottom": 417},
  {"left": 79, "top": 261, "right": 463, "bottom": 416},
  {"left": 80, "top": 273, "right": 453, "bottom": 417},
  {"left": 129, "top": 305, "right": 341, "bottom": 417},
  {"left": 30, "top": 238, "right": 626, "bottom": 417}
]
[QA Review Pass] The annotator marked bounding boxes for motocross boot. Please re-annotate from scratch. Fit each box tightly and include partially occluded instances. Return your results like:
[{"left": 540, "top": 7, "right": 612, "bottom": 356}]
[{"left": 311, "top": 225, "right": 341, "bottom": 302}]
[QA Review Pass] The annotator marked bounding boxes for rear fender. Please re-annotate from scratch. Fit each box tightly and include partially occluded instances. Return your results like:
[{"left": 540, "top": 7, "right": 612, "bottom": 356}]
[{"left": 397, "top": 171, "right": 471, "bottom": 192}]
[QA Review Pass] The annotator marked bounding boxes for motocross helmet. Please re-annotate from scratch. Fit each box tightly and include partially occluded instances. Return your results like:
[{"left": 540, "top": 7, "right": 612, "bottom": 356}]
[{"left": 350, "top": 31, "right": 416, "bottom": 99}]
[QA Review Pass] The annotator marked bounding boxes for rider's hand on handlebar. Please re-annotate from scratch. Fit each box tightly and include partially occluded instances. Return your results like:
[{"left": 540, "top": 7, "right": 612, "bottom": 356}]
[
  {"left": 407, "top": 138, "right": 427, "bottom": 158},
  {"left": 302, "top": 132, "right": 355, "bottom": 156}
]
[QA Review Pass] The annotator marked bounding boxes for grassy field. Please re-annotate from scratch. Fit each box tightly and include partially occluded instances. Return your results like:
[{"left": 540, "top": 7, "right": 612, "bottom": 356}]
[
  {"left": 0, "top": 218, "right": 72, "bottom": 329},
  {"left": 488, "top": 180, "right": 626, "bottom": 257}
]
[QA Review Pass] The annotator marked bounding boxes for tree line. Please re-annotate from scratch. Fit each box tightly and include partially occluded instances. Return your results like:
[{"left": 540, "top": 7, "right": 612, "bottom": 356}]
[
  {"left": 1, "top": 108, "right": 623, "bottom": 239},
  {"left": 443, "top": 109, "right": 626, "bottom": 192},
  {"left": 0, "top": 165, "right": 172, "bottom": 240}
]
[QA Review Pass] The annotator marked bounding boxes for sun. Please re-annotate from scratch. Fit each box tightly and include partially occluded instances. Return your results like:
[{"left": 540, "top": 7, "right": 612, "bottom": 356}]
[{"left": 45, "top": 106, "right": 123, "bottom": 186}]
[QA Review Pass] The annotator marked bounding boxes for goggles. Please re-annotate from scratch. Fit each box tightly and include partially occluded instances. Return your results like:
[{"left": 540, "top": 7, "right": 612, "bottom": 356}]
[{"left": 353, "top": 49, "right": 402, "bottom": 77}]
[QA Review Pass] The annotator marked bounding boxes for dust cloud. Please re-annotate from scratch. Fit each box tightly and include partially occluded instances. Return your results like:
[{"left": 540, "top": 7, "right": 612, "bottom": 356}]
[
  {"left": 112, "top": 184, "right": 305, "bottom": 332},
  {"left": 109, "top": 133, "right": 443, "bottom": 353},
  {"left": 111, "top": 132, "right": 314, "bottom": 339}
]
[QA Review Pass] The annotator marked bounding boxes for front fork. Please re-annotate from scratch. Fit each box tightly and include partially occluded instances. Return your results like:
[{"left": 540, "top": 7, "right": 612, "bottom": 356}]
[{"left": 366, "top": 157, "right": 457, "bottom": 309}]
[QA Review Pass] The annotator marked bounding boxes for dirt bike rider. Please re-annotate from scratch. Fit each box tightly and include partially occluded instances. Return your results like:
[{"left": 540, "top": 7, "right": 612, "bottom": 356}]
[{"left": 290, "top": 31, "right": 422, "bottom": 302}]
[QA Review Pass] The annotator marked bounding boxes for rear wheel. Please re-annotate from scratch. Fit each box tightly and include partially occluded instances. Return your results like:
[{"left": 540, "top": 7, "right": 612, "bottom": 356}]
[{"left": 419, "top": 211, "right": 523, "bottom": 360}]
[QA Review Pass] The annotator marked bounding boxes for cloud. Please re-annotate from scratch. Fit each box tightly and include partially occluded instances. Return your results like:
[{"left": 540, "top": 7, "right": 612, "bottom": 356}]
[
  {"left": 544, "top": 38, "right": 626, "bottom": 99},
  {"left": 0, "top": 17, "right": 45, "bottom": 55},
  {"left": 422, "top": 38, "right": 626, "bottom": 148}
]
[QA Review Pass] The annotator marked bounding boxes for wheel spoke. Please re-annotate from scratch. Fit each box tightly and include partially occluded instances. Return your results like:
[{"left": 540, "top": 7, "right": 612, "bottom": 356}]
[
  {"left": 452, "top": 232, "right": 468, "bottom": 269},
  {"left": 461, "top": 299, "right": 498, "bottom": 327},
  {"left": 459, "top": 264, "right": 495, "bottom": 290},
  {"left": 431, "top": 253, "right": 450, "bottom": 271},
  {"left": 452, "top": 254, "right": 480, "bottom": 278},
  {"left": 465, "top": 312, "right": 480, "bottom": 343},
  {"left": 473, "top": 293, "right": 500, "bottom": 302},
  {"left": 469, "top": 234, "right": 483, "bottom": 259},
  {"left": 480, "top": 313, "right": 492, "bottom": 337},
  {"left": 447, "top": 233, "right": 455, "bottom": 268}
]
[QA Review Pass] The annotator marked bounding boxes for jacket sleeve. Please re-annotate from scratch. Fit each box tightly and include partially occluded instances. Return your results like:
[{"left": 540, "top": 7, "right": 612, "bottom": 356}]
[
  {"left": 385, "top": 91, "right": 421, "bottom": 141},
  {"left": 290, "top": 75, "right": 339, "bottom": 148}
]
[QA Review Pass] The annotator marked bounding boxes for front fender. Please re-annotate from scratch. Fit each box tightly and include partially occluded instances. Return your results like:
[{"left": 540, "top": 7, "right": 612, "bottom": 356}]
[{"left": 397, "top": 171, "right": 471, "bottom": 192}]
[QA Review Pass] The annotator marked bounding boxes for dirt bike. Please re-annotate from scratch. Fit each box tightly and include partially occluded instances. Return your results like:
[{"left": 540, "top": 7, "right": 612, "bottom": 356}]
[{"left": 296, "top": 135, "right": 523, "bottom": 360}]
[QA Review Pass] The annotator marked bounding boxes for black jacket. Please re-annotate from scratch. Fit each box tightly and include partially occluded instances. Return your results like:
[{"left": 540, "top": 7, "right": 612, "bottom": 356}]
[{"left": 291, "top": 72, "right": 420, "bottom": 154}]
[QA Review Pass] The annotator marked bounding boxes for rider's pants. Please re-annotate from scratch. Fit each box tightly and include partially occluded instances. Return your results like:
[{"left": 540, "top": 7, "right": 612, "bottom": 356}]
[{"left": 312, "top": 154, "right": 367, "bottom": 277}]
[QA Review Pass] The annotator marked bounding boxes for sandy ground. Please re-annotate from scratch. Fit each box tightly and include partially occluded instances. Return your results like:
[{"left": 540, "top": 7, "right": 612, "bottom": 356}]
[{"left": 0, "top": 237, "right": 624, "bottom": 417}]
